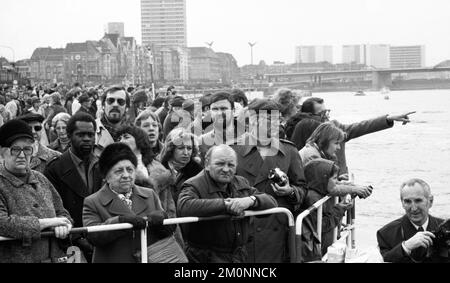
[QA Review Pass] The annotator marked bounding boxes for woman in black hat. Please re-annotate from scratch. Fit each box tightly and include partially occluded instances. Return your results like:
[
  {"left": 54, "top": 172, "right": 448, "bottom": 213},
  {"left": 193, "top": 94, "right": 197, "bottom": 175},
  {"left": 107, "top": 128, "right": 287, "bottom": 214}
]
[
  {"left": 0, "top": 119, "right": 73, "bottom": 263},
  {"left": 82, "top": 143, "right": 176, "bottom": 263}
]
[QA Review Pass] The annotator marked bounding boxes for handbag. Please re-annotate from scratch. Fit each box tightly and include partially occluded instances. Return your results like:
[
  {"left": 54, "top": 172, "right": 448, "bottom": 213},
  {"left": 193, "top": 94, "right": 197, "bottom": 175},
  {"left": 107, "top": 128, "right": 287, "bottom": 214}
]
[{"left": 135, "top": 235, "right": 188, "bottom": 263}]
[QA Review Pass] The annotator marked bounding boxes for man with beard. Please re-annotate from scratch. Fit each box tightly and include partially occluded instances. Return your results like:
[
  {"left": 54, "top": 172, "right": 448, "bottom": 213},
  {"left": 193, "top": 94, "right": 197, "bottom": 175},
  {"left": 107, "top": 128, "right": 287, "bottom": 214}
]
[
  {"left": 95, "top": 86, "right": 131, "bottom": 157},
  {"left": 44, "top": 112, "right": 103, "bottom": 262},
  {"left": 17, "top": 113, "right": 61, "bottom": 173}
]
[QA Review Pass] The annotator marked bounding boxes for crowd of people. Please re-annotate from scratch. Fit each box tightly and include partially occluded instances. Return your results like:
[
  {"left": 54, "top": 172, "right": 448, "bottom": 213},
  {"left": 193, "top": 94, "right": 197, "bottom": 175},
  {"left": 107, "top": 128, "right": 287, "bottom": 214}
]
[{"left": 0, "top": 83, "right": 448, "bottom": 263}]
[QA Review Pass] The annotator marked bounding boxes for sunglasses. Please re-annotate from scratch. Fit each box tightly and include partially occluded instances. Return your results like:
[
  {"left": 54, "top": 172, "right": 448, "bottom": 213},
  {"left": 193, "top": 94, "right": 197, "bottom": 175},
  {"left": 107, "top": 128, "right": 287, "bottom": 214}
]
[
  {"left": 10, "top": 146, "right": 34, "bottom": 157},
  {"left": 31, "top": 125, "right": 43, "bottom": 132},
  {"left": 106, "top": 98, "right": 126, "bottom": 106}
]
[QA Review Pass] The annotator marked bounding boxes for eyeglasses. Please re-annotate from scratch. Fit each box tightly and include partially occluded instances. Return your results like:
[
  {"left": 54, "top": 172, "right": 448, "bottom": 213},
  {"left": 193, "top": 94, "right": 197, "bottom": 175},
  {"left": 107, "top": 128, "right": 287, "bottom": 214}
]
[
  {"left": 31, "top": 125, "right": 42, "bottom": 132},
  {"left": 10, "top": 146, "right": 34, "bottom": 157},
  {"left": 106, "top": 97, "right": 126, "bottom": 106}
]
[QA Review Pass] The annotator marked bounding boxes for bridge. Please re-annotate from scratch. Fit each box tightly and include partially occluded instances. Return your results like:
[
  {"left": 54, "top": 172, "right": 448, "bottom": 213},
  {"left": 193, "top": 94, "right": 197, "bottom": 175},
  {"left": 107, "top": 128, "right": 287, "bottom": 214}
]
[{"left": 264, "top": 67, "right": 450, "bottom": 90}]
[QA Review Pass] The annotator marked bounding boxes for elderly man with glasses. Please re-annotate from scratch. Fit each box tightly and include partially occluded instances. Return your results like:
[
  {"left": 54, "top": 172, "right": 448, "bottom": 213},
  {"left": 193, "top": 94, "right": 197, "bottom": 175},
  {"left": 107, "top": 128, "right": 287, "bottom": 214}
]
[{"left": 17, "top": 113, "right": 61, "bottom": 174}]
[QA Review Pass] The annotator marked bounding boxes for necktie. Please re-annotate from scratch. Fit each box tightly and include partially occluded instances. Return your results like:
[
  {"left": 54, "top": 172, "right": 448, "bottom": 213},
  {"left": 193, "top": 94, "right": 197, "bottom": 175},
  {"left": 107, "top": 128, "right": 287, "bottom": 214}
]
[{"left": 417, "top": 226, "right": 424, "bottom": 232}]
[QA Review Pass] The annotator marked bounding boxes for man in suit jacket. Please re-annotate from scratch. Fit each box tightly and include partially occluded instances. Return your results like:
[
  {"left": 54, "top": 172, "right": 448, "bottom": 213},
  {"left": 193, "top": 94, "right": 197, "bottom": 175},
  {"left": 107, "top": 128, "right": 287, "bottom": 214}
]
[
  {"left": 377, "top": 178, "right": 449, "bottom": 263},
  {"left": 44, "top": 112, "right": 103, "bottom": 262},
  {"left": 297, "top": 97, "right": 415, "bottom": 176}
]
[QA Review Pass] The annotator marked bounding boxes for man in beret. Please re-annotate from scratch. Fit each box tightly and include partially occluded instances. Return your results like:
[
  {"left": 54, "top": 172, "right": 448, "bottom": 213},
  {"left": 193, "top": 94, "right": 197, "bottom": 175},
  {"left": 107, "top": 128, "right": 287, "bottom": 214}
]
[
  {"left": 76, "top": 93, "right": 95, "bottom": 118},
  {"left": 230, "top": 98, "right": 307, "bottom": 263},
  {"left": 17, "top": 113, "right": 61, "bottom": 174}
]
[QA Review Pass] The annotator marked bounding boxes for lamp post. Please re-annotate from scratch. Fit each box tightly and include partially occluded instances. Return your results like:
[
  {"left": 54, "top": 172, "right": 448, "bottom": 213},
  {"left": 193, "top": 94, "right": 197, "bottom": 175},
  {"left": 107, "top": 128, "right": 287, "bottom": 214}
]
[
  {"left": 0, "top": 45, "right": 15, "bottom": 62},
  {"left": 248, "top": 42, "right": 257, "bottom": 65}
]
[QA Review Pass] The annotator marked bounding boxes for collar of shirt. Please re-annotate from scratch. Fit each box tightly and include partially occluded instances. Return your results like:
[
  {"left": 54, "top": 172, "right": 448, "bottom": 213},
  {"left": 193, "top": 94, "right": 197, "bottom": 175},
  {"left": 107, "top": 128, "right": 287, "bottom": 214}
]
[
  {"left": 241, "top": 134, "right": 286, "bottom": 157},
  {"left": 410, "top": 217, "right": 429, "bottom": 231},
  {"left": 69, "top": 148, "right": 96, "bottom": 167}
]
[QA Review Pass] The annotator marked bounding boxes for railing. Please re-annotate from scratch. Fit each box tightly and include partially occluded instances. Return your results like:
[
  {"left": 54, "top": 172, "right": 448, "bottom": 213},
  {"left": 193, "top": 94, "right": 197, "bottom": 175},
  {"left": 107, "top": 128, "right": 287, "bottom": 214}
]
[
  {"left": 0, "top": 207, "right": 295, "bottom": 263},
  {"left": 295, "top": 195, "right": 356, "bottom": 263}
]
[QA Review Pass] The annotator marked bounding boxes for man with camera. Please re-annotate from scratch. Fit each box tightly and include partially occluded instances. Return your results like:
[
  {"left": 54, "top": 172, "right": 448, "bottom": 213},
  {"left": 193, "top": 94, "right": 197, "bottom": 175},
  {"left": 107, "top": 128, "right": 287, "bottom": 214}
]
[
  {"left": 377, "top": 178, "right": 449, "bottom": 263},
  {"left": 231, "top": 99, "right": 307, "bottom": 263}
]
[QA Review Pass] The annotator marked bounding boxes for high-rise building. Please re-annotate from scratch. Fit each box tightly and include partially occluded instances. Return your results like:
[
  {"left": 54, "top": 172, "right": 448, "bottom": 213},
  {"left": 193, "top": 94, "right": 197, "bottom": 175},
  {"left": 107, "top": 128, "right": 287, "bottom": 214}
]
[
  {"left": 342, "top": 44, "right": 390, "bottom": 68},
  {"left": 106, "top": 22, "right": 125, "bottom": 37},
  {"left": 141, "top": 0, "right": 187, "bottom": 49},
  {"left": 295, "top": 45, "right": 333, "bottom": 64},
  {"left": 390, "top": 45, "right": 425, "bottom": 69}
]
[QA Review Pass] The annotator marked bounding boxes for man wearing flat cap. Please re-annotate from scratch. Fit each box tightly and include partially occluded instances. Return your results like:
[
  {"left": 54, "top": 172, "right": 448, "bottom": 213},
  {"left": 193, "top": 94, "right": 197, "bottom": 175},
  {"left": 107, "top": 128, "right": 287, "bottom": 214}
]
[
  {"left": 17, "top": 113, "right": 61, "bottom": 174},
  {"left": 231, "top": 98, "right": 307, "bottom": 263}
]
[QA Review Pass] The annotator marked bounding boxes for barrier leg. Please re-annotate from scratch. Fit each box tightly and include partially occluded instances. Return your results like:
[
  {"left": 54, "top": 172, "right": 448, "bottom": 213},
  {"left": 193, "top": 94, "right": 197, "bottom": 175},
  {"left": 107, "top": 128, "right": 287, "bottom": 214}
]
[
  {"left": 295, "top": 234, "right": 303, "bottom": 263},
  {"left": 141, "top": 228, "right": 148, "bottom": 263},
  {"left": 289, "top": 226, "right": 296, "bottom": 263},
  {"left": 351, "top": 201, "right": 356, "bottom": 249}
]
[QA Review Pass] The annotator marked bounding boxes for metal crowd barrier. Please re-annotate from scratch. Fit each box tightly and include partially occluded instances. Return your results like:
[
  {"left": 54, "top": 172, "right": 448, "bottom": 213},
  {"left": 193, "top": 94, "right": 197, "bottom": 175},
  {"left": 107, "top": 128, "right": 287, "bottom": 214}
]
[
  {"left": 0, "top": 207, "right": 295, "bottom": 263},
  {"left": 295, "top": 195, "right": 356, "bottom": 263}
]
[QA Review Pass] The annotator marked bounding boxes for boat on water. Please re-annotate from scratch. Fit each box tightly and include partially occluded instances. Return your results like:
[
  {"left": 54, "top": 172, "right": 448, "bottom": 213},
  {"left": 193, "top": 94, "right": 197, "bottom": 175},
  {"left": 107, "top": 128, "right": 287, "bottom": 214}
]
[{"left": 354, "top": 90, "right": 366, "bottom": 96}]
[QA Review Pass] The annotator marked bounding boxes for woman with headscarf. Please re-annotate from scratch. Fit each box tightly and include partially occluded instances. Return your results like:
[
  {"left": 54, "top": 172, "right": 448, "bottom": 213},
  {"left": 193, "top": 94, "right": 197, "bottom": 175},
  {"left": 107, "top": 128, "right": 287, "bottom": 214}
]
[
  {"left": 301, "top": 158, "right": 354, "bottom": 260},
  {"left": 82, "top": 143, "right": 175, "bottom": 263},
  {"left": 48, "top": 112, "right": 72, "bottom": 153},
  {"left": 0, "top": 119, "right": 73, "bottom": 263}
]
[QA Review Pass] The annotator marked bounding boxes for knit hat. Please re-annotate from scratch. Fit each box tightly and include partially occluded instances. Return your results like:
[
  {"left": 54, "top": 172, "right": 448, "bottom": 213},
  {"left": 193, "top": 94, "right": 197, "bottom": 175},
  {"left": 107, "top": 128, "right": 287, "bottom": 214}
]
[
  {"left": 0, "top": 119, "right": 34, "bottom": 147},
  {"left": 152, "top": 97, "right": 165, "bottom": 108},
  {"left": 99, "top": 143, "right": 138, "bottom": 177},
  {"left": 304, "top": 158, "right": 338, "bottom": 195},
  {"left": 18, "top": 113, "right": 45, "bottom": 123}
]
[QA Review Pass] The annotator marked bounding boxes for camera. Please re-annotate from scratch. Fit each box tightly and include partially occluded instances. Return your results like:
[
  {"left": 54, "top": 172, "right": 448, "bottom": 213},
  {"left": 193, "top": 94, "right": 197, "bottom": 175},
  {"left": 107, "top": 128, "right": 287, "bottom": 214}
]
[
  {"left": 268, "top": 168, "right": 288, "bottom": 187},
  {"left": 431, "top": 219, "right": 450, "bottom": 248}
]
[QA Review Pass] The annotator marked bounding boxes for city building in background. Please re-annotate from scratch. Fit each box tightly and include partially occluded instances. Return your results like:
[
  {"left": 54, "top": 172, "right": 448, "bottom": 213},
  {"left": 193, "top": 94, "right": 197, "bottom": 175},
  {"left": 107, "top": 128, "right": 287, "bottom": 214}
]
[
  {"left": 342, "top": 44, "right": 390, "bottom": 69},
  {"left": 390, "top": 45, "right": 425, "bottom": 69},
  {"left": 295, "top": 45, "right": 333, "bottom": 64},
  {"left": 141, "top": 0, "right": 187, "bottom": 49},
  {"left": 188, "top": 47, "right": 220, "bottom": 82},
  {"left": 105, "top": 22, "right": 125, "bottom": 37}
]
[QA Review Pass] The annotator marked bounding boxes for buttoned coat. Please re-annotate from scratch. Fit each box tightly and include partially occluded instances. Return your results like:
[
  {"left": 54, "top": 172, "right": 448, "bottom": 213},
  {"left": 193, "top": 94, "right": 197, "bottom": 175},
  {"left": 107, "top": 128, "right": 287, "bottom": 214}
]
[
  {"left": 82, "top": 184, "right": 163, "bottom": 263},
  {"left": 231, "top": 135, "right": 307, "bottom": 263},
  {"left": 0, "top": 165, "right": 72, "bottom": 263},
  {"left": 44, "top": 150, "right": 103, "bottom": 228}
]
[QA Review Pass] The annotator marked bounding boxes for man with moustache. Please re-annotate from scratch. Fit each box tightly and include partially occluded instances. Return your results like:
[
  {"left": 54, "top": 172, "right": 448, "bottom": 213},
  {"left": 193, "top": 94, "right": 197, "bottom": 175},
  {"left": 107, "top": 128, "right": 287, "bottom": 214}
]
[
  {"left": 44, "top": 112, "right": 103, "bottom": 262},
  {"left": 95, "top": 86, "right": 131, "bottom": 157},
  {"left": 177, "top": 144, "right": 277, "bottom": 263}
]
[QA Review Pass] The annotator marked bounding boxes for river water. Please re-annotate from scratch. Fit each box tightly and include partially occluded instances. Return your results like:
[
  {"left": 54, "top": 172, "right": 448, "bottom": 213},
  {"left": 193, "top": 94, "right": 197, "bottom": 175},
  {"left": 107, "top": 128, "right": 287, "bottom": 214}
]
[{"left": 308, "top": 89, "right": 450, "bottom": 249}]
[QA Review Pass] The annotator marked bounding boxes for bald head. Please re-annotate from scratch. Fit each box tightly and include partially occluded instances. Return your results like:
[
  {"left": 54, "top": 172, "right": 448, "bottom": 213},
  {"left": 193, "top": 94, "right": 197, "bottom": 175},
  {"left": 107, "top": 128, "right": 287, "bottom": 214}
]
[
  {"left": 205, "top": 144, "right": 237, "bottom": 166},
  {"left": 205, "top": 145, "right": 237, "bottom": 185}
]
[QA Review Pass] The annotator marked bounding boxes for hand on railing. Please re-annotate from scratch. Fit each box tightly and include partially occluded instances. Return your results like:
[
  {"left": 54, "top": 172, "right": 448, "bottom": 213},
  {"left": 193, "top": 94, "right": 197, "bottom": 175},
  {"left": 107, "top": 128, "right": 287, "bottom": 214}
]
[
  {"left": 39, "top": 217, "right": 72, "bottom": 239},
  {"left": 118, "top": 215, "right": 147, "bottom": 230},
  {"left": 224, "top": 197, "right": 254, "bottom": 216}
]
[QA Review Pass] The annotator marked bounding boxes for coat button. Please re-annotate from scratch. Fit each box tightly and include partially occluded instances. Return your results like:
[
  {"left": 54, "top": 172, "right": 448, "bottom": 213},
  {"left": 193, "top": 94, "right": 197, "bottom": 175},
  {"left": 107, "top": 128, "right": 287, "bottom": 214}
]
[
  {"left": 237, "top": 232, "right": 241, "bottom": 236},
  {"left": 33, "top": 204, "right": 39, "bottom": 208},
  {"left": 256, "top": 227, "right": 262, "bottom": 232}
]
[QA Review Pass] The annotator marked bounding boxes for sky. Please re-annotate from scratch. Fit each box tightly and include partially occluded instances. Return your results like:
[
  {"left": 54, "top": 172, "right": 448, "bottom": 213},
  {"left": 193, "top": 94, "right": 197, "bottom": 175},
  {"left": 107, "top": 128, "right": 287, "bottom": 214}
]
[{"left": 1, "top": 0, "right": 450, "bottom": 67}]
